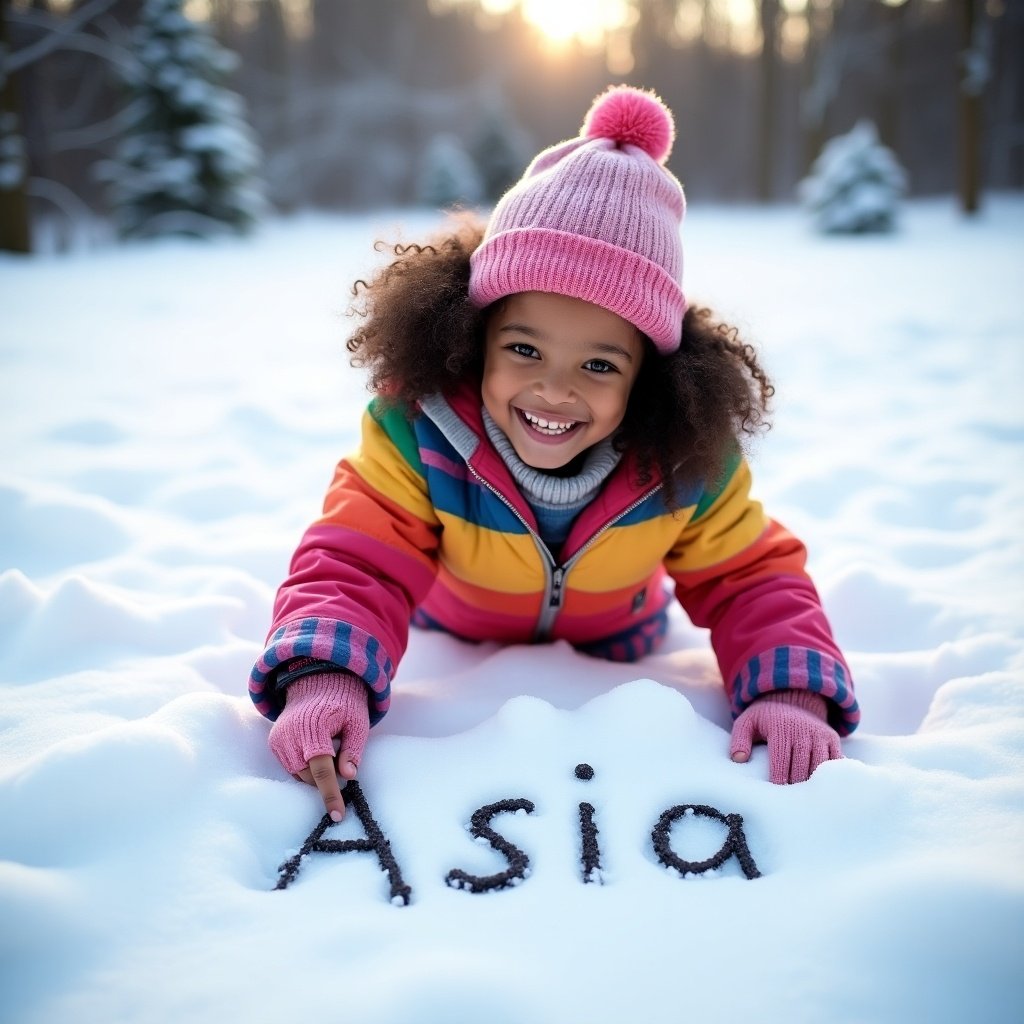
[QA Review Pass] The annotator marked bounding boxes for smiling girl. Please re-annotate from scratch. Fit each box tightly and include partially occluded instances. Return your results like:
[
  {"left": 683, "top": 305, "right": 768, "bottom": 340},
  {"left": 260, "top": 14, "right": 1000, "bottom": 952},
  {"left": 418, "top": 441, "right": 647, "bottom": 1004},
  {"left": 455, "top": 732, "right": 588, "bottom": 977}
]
[
  {"left": 249, "top": 86, "right": 859, "bottom": 820},
  {"left": 482, "top": 292, "right": 643, "bottom": 471}
]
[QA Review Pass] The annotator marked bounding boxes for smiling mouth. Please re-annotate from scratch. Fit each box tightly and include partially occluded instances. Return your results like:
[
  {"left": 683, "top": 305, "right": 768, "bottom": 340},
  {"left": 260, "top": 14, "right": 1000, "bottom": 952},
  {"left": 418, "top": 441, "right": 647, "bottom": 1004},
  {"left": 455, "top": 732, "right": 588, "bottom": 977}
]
[{"left": 518, "top": 410, "right": 582, "bottom": 438}]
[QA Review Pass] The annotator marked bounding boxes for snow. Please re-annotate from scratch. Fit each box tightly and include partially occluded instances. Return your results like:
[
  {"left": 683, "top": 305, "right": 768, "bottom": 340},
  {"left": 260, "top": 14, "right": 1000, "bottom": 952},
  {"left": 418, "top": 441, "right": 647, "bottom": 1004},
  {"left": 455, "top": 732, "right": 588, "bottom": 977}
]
[{"left": 1, "top": 197, "right": 1023, "bottom": 1023}]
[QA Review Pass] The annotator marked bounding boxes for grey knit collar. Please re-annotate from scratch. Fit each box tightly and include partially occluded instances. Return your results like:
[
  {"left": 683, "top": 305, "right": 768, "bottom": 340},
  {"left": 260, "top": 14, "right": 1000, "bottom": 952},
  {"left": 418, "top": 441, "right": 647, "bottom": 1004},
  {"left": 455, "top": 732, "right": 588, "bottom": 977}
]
[{"left": 481, "top": 407, "right": 621, "bottom": 509}]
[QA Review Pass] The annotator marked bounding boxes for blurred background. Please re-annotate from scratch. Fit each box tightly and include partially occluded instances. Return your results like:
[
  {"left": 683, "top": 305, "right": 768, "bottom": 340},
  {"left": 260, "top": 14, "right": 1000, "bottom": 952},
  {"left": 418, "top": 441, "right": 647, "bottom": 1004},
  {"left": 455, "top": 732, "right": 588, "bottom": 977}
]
[{"left": 1, "top": 0, "right": 1021, "bottom": 251}]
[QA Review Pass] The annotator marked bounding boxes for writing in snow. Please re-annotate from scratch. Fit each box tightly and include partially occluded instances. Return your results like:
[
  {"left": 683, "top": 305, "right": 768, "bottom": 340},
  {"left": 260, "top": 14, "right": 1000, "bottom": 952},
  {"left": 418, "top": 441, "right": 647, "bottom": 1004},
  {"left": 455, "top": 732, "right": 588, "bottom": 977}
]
[{"left": 274, "top": 764, "right": 762, "bottom": 905}]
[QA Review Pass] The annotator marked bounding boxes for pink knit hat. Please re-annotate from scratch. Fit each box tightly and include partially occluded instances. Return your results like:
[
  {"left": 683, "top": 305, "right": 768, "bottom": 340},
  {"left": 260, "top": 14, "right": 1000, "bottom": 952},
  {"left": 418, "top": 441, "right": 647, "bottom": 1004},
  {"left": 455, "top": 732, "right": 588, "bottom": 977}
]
[{"left": 468, "top": 85, "right": 686, "bottom": 355}]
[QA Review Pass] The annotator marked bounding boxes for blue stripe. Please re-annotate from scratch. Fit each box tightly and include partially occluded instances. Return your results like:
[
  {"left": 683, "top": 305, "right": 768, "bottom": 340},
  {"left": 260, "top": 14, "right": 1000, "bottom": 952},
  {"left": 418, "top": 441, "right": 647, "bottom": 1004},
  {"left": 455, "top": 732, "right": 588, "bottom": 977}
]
[
  {"left": 773, "top": 647, "right": 790, "bottom": 686},
  {"left": 612, "top": 490, "right": 681, "bottom": 527},
  {"left": 416, "top": 419, "right": 530, "bottom": 533},
  {"left": 807, "top": 649, "right": 823, "bottom": 692},
  {"left": 368, "top": 693, "right": 389, "bottom": 725},
  {"left": 262, "top": 625, "right": 289, "bottom": 671},
  {"left": 363, "top": 634, "right": 381, "bottom": 684},
  {"left": 329, "top": 620, "right": 353, "bottom": 668},
  {"left": 833, "top": 661, "right": 849, "bottom": 706},
  {"left": 746, "top": 654, "right": 761, "bottom": 699},
  {"left": 425, "top": 465, "right": 529, "bottom": 533},
  {"left": 575, "top": 607, "right": 669, "bottom": 662},
  {"left": 412, "top": 608, "right": 443, "bottom": 630},
  {"left": 293, "top": 618, "right": 319, "bottom": 658}
]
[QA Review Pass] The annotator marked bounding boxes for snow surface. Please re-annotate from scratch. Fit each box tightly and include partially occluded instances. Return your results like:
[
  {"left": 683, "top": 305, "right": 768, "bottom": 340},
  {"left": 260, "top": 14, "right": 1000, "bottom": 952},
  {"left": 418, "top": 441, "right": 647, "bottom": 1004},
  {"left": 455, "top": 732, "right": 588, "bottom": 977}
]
[{"left": 1, "top": 198, "right": 1023, "bottom": 1023}]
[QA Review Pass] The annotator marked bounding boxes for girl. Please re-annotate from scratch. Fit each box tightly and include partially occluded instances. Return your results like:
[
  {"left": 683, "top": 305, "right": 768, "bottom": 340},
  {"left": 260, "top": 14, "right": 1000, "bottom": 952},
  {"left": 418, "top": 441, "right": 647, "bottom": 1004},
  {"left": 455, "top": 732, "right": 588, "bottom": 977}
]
[{"left": 249, "top": 86, "right": 858, "bottom": 821}]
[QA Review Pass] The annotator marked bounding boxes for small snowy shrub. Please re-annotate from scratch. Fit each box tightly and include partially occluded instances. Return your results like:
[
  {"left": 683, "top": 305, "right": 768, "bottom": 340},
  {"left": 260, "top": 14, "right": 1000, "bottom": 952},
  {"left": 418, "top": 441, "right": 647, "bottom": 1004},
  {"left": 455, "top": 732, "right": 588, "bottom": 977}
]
[
  {"left": 416, "top": 134, "right": 484, "bottom": 210},
  {"left": 470, "top": 97, "right": 532, "bottom": 202},
  {"left": 799, "top": 120, "right": 907, "bottom": 234}
]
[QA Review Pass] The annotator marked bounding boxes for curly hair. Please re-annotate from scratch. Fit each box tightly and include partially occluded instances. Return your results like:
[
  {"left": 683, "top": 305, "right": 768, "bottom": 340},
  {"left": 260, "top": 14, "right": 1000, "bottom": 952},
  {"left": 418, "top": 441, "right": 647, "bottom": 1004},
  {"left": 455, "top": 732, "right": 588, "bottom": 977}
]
[{"left": 346, "top": 214, "right": 773, "bottom": 504}]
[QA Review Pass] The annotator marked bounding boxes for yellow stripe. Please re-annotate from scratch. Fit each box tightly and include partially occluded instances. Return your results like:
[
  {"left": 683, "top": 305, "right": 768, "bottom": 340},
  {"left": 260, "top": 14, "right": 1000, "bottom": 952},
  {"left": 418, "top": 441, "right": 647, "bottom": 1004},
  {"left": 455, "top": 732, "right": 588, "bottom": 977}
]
[
  {"left": 436, "top": 512, "right": 544, "bottom": 593},
  {"left": 343, "top": 410, "right": 437, "bottom": 524},
  {"left": 569, "top": 516, "right": 682, "bottom": 592},
  {"left": 665, "top": 459, "right": 767, "bottom": 573}
]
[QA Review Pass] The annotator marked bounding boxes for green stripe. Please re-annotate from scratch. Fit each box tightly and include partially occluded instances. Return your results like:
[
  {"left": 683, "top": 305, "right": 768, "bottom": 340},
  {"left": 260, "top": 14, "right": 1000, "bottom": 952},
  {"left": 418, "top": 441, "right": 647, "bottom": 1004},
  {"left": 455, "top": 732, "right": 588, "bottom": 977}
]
[
  {"left": 691, "top": 450, "right": 741, "bottom": 521},
  {"left": 369, "top": 398, "right": 423, "bottom": 474}
]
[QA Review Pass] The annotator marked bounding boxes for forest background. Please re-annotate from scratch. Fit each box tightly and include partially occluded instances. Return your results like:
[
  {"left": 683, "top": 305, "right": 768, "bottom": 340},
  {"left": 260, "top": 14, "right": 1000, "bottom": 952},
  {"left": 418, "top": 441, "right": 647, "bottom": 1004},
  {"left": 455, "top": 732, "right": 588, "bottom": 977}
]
[{"left": 2, "top": 0, "right": 1022, "bottom": 252}]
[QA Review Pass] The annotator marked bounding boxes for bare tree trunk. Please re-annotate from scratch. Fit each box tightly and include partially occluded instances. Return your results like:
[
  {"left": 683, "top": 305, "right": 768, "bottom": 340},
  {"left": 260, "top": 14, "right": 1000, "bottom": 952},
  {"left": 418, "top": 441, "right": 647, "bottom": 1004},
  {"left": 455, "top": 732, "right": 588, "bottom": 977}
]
[
  {"left": 756, "top": 0, "right": 778, "bottom": 200},
  {"left": 798, "top": 0, "right": 834, "bottom": 180},
  {"left": 0, "top": 0, "right": 32, "bottom": 253},
  {"left": 879, "top": 0, "right": 906, "bottom": 154},
  {"left": 958, "top": 0, "right": 986, "bottom": 214}
]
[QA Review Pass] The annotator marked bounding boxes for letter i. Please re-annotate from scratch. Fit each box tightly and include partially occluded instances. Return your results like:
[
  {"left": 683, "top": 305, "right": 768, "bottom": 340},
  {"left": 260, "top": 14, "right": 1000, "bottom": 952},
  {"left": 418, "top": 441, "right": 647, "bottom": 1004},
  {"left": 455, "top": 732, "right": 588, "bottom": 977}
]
[{"left": 575, "top": 763, "right": 602, "bottom": 884}]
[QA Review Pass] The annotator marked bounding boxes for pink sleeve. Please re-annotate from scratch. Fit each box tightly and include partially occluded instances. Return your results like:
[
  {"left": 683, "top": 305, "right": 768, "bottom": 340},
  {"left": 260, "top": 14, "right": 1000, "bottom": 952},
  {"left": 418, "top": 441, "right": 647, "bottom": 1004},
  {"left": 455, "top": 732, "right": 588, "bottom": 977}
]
[
  {"left": 668, "top": 461, "right": 859, "bottom": 735},
  {"left": 250, "top": 410, "right": 441, "bottom": 724}
]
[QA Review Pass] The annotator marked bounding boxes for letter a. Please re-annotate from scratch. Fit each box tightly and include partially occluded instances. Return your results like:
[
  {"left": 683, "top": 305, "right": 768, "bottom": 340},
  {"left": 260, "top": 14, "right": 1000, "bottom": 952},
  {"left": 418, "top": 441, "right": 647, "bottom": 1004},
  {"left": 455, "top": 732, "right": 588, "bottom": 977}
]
[
  {"left": 274, "top": 780, "right": 413, "bottom": 905},
  {"left": 651, "top": 803, "right": 761, "bottom": 880}
]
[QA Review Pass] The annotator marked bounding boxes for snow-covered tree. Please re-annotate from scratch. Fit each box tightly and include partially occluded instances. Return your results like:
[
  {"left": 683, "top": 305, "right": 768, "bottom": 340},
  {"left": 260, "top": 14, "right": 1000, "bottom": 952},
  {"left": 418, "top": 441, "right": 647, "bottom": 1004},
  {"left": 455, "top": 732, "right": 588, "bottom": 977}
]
[
  {"left": 469, "top": 92, "right": 531, "bottom": 202},
  {"left": 100, "top": 0, "right": 265, "bottom": 239},
  {"left": 416, "top": 133, "right": 483, "bottom": 209},
  {"left": 798, "top": 120, "right": 907, "bottom": 234}
]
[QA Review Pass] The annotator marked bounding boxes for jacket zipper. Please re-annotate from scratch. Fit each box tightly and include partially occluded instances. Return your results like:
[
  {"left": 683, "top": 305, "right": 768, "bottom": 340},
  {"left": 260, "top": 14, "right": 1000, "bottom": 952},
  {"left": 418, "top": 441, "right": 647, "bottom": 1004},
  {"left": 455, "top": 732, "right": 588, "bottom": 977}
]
[
  {"left": 466, "top": 463, "right": 663, "bottom": 640},
  {"left": 550, "top": 567, "right": 565, "bottom": 608}
]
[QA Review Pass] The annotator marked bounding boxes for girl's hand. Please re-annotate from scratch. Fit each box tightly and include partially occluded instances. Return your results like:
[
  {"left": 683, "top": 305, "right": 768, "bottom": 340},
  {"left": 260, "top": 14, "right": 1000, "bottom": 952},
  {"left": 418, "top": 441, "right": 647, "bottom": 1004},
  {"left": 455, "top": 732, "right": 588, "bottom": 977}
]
[
  {"left": 268, "top": 671, "right": 370, "bottom": 821},
  {"left": 730, "top": 689, "right": 842, "bottom": 784}
]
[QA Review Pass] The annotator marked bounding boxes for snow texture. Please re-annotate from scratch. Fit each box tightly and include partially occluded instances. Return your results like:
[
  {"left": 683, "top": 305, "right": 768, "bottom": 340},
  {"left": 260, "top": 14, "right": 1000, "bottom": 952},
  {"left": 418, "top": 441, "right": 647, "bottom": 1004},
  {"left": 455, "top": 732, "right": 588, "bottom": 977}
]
[{"left": 1, "top": 198, "right": 1022, "bottom": 1023}]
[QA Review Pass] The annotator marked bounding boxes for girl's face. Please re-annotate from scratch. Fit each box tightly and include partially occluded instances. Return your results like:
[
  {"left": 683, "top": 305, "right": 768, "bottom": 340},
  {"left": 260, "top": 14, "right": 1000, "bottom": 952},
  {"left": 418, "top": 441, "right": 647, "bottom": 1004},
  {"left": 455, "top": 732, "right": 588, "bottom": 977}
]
[{"left": 482, "top": 291, "right": 645, "bottom": 471}]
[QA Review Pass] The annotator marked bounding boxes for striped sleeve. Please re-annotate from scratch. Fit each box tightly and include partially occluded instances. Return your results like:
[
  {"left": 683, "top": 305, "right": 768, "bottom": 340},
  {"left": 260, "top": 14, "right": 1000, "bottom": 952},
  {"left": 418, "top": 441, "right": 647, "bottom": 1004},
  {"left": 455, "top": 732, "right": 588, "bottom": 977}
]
[
  {"left": 250, "top": 618, "right": 395, "bottom": 724},
  {"left": 249, "top": 401, "right": 440, "bottom": 723},
  {"left": 731, "top": 646, "right": 859, "bottom": 736},
  {"left": 666, "top": 457, "right": 859, "bottom": 735}
]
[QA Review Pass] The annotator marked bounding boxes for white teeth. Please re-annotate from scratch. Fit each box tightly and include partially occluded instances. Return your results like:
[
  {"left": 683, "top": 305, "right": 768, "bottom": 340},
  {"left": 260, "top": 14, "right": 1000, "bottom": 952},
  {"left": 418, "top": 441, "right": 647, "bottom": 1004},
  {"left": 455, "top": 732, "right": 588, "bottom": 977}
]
[{"left": 522, "top": 411, "right": 576, "bottom": 435}]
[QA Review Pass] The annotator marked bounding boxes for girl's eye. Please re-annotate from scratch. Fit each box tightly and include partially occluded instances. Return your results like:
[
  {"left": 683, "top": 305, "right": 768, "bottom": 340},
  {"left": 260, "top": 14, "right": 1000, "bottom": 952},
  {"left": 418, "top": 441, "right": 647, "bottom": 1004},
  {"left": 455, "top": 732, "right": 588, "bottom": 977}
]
[
  {"left": 507, "top": 342, "right": 539, "bottom": 359},
  {"left": 584, "top": 359, "right": 617, "bottom": 374}
]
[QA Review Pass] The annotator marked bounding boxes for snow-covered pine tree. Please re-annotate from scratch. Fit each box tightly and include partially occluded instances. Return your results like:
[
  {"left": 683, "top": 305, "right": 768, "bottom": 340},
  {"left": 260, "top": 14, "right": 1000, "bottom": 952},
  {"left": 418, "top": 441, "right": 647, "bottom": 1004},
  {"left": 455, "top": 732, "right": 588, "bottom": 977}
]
[
  {"left": 100, "top": 0, "right": 265, "bottom": 239},
  {"left": 416, "top": 133, "right": 484, "bottom": 210},
  {"left": 469, "top": 93, "right": 531, "bottom": 202},
  {"left": 798, "top": 120, "right": 907, "bottom": 234}
]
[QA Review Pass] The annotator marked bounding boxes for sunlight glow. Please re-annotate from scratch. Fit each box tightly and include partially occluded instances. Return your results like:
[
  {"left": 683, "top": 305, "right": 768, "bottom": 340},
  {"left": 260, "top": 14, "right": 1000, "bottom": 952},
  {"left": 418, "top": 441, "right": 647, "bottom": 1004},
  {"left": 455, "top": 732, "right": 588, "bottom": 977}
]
[
  {"left": 673, "top": 0, "right": 704, "bottom": 45},
  {"left": 183, "top": 0, "right": 212, "bottom": 22},
  {"left": 780, "top": 12, "right": 810, "bottom": 61},
  {"left": 720, "top": 0, "right": 760, "bottom": 55},
  {"left": 519, "top": 0, "right": 635, "bottom": 49}
]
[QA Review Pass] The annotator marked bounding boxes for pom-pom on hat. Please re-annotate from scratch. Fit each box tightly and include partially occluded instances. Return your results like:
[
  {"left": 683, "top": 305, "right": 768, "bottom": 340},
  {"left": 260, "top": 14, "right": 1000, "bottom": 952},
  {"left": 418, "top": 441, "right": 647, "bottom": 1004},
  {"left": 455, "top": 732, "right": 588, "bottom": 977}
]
[{"left": 469, "top": 85, "right": 687, "bottom": 355}]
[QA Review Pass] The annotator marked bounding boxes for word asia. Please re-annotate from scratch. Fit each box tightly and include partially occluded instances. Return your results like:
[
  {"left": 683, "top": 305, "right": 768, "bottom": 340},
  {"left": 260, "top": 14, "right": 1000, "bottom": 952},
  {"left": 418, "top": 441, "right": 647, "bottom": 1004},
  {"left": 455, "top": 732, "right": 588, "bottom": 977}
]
[{"left": 274, "top": 764, "right": 762, "bottom": 905}]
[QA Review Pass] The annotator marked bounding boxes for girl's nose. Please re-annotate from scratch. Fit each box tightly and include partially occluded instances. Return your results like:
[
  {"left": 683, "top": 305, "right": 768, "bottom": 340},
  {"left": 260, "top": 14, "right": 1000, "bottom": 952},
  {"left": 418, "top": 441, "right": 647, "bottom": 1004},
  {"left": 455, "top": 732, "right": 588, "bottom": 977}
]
[{"left": 533, "top": 368, "right": 575, "bottom": 404}]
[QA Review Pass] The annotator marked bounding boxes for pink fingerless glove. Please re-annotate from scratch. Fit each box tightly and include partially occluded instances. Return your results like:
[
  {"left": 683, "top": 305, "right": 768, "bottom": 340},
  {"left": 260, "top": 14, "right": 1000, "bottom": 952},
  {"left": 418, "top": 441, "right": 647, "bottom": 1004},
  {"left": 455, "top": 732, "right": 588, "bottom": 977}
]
[
  {"left": 730, "top": 689, "right": 842, "bottom": 785},
  {"left": 268, "top": 671, "right": 370, "bottom": 777}
]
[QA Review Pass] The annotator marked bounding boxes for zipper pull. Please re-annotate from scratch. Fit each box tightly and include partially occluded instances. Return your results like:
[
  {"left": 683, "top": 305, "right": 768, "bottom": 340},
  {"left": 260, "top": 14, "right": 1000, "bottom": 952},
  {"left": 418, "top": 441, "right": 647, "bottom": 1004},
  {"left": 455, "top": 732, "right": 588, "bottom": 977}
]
[{"left": 550, "top": 567, "right": 565, "bottom": 608}]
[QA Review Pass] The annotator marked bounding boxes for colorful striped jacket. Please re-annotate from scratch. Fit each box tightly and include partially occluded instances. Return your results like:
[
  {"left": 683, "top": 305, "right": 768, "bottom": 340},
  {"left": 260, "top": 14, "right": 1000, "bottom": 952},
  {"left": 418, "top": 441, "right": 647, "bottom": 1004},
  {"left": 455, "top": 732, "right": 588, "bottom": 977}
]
[{"left": 250, "top": 381, "right": 859, "bottom": 735}]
